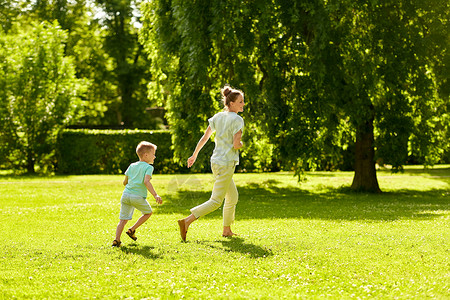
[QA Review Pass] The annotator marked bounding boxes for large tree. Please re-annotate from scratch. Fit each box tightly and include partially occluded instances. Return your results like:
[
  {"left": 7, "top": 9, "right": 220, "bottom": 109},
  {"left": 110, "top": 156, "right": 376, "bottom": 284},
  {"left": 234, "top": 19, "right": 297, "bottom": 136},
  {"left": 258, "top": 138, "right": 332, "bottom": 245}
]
[
  {"left": 23, "top": 0, "right": 115, "bottom": 125},
  {"left": 3, "top": 0, "right": 155, "bottom": 128},
  {"left": 94, "top": 0, "right": 152, "bottom": 127},
  {"left": 0, "top": 21, "right": 84, "bottom": 173},
  {"left": 0, "top": 0, "right": 23, "bottom": 33},
  {"left": 141, "top": 0, "right": 448, "bottom": 192}
]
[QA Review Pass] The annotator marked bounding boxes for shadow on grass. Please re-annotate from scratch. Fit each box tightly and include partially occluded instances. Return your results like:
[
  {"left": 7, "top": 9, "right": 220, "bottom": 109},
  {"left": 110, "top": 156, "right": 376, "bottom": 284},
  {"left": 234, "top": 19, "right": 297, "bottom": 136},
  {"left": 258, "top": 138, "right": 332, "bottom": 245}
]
[
  {"left": 379, "top": 167, "right": 450, "bottom": 178},
  {"left": 119, "top": 244, "right": 162, "bottom": 259},
  {"left": 195, "top": 237, "right": 273, "bottom": 259},
  {"left": 157, "top": 180, "right": 449, "bottom": 222}
]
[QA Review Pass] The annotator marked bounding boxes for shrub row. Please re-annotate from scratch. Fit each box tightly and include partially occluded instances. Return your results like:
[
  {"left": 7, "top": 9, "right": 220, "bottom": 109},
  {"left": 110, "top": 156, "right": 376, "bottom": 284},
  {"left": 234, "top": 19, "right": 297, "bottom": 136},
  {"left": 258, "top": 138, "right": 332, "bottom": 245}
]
[
  {"left": 56, "top": 129, "right": 184, "bottom": 174},
  {"left": 56, "top": 129, "right": 282, "bottom": 175},
  {"left": 62, "top": 129, "right": 446, "bottom": 175}
]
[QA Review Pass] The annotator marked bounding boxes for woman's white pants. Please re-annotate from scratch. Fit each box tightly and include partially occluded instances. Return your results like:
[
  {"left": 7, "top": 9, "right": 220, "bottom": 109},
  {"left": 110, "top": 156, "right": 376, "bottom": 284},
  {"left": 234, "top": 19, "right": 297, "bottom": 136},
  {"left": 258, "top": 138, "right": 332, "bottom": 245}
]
[{"left": 190, "top": 163, "right": 238, "bottom": 226}]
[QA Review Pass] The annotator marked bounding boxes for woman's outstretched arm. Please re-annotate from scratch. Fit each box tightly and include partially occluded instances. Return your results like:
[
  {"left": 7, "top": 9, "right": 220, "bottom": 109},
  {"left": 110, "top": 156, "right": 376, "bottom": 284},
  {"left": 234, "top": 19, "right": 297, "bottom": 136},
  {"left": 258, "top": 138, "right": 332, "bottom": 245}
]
[{"left": 187, "top": 126, "right": 213, "bottom": 168}]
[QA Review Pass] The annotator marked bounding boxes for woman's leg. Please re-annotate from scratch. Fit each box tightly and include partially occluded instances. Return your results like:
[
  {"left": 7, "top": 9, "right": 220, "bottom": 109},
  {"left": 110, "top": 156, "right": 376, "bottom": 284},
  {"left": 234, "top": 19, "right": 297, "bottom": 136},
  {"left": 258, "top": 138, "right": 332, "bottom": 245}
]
[
  {"left": 189, "top": 164, "right": 234, "bottom": 219},
  {"left": 179, "top": 164, "right": 235, "bottom": 240},
  {"left": 223, "top": 178, "right": 238, "bottom": 236}
]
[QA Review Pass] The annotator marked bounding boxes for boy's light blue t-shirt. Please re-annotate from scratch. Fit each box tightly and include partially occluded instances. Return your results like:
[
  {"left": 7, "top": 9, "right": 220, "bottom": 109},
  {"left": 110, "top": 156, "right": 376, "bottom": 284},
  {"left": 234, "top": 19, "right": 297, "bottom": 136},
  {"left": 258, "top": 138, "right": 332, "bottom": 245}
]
[
  {"left": 208, "top": 111, "right": 244, "bottom": 166},
  {"left": 123, "top": 161, "right": 154, "bottom": 198}
]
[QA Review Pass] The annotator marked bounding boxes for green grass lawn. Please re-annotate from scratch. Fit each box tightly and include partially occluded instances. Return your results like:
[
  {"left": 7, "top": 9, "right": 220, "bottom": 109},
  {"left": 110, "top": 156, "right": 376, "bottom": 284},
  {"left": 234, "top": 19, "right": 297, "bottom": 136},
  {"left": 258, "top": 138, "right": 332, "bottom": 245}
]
[{"left": 0, "top": 166, "right": 449, "bottom": 299}]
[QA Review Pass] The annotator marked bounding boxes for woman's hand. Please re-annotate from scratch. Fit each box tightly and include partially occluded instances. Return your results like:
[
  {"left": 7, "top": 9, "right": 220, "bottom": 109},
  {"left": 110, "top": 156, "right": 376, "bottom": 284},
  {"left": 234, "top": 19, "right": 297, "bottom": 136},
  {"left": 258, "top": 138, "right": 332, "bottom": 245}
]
[
  {"left": 233, "top": 130, "right": 243, "bottom": 150},
  {"left": 187, "top": 155, "right": 197, "bottom": 168}
]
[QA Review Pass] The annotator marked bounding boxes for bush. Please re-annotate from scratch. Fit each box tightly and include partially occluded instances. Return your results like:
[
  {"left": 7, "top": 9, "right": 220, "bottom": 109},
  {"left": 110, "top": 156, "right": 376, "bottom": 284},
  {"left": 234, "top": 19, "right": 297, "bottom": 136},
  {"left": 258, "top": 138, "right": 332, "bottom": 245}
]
[
  {"left": 56, "top": 129, "right": 183, "bottom": 174},
  {"left": 56, "top": 129, "right": 279, "bottom": 175},
  {"left": 0, "top": 22, "right": 84, "bottom": 174}
]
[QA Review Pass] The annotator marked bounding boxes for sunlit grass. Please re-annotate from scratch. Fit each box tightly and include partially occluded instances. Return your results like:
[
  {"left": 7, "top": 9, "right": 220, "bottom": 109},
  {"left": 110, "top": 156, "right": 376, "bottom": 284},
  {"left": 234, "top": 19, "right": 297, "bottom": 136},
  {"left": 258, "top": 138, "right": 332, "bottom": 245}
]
[{"left": 0, "top": 166, "right": 449, "bottom": 299}]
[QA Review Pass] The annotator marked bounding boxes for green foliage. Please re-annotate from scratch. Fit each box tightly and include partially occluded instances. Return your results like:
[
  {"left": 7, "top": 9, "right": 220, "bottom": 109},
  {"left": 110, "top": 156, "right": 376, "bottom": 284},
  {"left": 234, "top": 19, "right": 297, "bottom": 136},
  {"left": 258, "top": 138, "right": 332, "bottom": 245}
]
[
  {"left": 56, "top": 129, "right": 277, "bottom": 175},
  {"left": 0, "top": 0, "right": 22, "bottom": 33},
  {"left": 93, "top": 0, "right": 153, "bottom": 128},
  {"left": 1, "top": 0, "right": 448, "bottom": 178},
  {"left": 140, "top": 0, "right": 218, "bottom": 166},
  {"left": 140, "top": 0, "right": 449, "bottom": 189},
  {"left": 361, "top": 0, "right": 449, "bottom": 170},
  {"left": 0, "top": 21, "right": 85, "bottom": 173},
  {"left": 2, "top": 0, "right": 156, "bottom": 129},
  {"left": 56, "top": 129, "right": 180, "bottom": 174}
]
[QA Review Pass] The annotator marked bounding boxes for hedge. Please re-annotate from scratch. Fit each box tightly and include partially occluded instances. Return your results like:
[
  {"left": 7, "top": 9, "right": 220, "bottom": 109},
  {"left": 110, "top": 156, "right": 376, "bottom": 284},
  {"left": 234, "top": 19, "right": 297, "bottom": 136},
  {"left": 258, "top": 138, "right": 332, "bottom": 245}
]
[
  {"left": 56, "top": 129, "right": 278, "bottom": 175},
  {"left": 56, "top": 129, "right": 448, "bottom": 175},
  {"left": 56, "top": 129, "right": 184, "bottom": 174}
]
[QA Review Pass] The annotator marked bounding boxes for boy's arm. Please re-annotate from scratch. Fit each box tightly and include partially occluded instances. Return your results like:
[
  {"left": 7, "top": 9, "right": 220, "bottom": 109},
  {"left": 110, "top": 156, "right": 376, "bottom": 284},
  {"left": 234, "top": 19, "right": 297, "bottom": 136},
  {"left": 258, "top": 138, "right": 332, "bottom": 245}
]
[
  {"left": 123, "top": 175, "right": 128, "bottom": 186},
  {"left": 187, "top": 126, "right": 213, "bottom": 168},
  {"left": 144, "top": 174, "right": 162, "bottom": 204}
]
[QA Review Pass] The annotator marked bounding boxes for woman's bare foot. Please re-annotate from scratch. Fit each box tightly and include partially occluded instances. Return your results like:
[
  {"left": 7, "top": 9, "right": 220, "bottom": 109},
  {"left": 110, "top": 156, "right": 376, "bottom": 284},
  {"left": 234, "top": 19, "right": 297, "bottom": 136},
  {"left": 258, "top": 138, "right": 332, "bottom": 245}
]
[{"left": 222, "top": 226, "right": 238, "bottom": 237}]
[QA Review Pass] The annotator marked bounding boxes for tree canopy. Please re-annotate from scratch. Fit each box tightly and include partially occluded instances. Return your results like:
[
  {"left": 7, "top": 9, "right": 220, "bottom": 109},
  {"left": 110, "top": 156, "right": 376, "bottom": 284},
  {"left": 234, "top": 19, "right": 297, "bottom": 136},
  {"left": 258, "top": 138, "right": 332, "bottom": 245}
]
[
  {"left": 0, "top": 0, "right": 448, "bottom": 179},
  {"left": 1, "top": 0, "right": 157, "bottom": 128},
  {"left": 0, "top": 21, "right": 84, "bottom": 173},
  {"left": 0, "top": 0, "right": 162, "bottom": 172},
  {"left": 140, "top": 0, "right": 449, "bottom": 192}
]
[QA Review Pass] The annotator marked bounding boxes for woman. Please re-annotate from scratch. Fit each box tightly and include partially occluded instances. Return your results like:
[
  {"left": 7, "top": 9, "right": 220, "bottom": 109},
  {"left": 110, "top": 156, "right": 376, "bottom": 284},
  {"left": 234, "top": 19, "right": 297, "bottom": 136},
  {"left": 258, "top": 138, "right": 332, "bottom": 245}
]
[{"left": 177, "top": 85, "right": 245, "bottom": 241}]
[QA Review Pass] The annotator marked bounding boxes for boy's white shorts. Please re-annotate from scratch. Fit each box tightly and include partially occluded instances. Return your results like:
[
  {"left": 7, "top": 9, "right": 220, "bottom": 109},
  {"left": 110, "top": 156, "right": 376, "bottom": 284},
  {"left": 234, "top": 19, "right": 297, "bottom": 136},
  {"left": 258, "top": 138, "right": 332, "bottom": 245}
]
[{"left": 119, "top": 192, "right": 152, "bottom": 220}]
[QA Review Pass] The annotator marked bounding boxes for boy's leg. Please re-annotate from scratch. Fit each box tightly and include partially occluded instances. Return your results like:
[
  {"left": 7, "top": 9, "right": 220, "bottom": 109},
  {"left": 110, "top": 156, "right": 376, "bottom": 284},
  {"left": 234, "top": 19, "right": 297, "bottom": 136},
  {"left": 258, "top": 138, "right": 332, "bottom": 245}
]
[
  {"left": 116, "top": 193, "right": 133, "bottom": 242},
  {"left": 130, "top": 213, "right": 152, "bottom": 231},
  {"left": 127, "top": 196, "right": 153, "bottom": 235},
  {"left": 126, "top": 195, "right": 152, "bottom": 241},
  {"left": 115, "top": 219, "right": 128, "bottom": 241}
]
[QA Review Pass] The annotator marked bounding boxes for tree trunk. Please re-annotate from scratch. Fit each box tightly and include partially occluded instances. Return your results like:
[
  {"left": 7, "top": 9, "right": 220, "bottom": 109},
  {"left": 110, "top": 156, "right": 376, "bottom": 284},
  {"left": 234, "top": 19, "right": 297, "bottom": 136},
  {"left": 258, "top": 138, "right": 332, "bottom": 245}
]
[
  {"left": 351, "top": 117, "right": 381, "bottom": 193},
  {"left": 26, "top": 152, "right": 35, "bottom": 174},
  {"left": 119, "top": 76, "right": 134, "bottom": 127}
]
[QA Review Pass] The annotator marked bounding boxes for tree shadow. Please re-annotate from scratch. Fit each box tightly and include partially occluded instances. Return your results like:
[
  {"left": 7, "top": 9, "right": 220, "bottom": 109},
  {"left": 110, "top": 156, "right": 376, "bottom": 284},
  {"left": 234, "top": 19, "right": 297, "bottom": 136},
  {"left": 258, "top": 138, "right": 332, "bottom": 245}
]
[
  {"left": 119, "top": 244, "right": 162, "bottom": 259},
  {"left": 376, "top": 167, "right": 450, "bottom": 186},
  {"left": 380, "top": 167, "right": 450, "bottom": 177},
  {"left": 157, "top": 179, "right": 449, "bottom": 222},
  {"left": 195, "top": 237, "right": 273, "bottom": 259}
]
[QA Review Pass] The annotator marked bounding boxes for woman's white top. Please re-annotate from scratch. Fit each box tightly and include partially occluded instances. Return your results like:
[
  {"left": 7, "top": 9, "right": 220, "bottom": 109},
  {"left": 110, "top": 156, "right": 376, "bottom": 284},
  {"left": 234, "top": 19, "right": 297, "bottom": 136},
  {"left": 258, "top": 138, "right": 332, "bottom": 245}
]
[{"left": 208, "top": 111, "right": 244, "bottom": 166}]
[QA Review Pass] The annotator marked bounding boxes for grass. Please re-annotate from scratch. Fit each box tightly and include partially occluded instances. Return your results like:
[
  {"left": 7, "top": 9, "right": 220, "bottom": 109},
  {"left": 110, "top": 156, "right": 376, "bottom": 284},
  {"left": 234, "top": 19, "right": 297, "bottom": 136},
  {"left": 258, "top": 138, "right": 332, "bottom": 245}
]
[{"left": 0, "top": 166, "right": 449, "bottom": 299}]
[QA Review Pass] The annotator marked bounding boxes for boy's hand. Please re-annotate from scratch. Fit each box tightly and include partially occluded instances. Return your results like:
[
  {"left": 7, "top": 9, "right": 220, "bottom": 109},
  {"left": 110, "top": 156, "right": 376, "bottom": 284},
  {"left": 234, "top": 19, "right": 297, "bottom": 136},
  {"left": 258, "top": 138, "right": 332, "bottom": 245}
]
[{"left": 154, "top": 195, "right": 162, "bottom": 204}]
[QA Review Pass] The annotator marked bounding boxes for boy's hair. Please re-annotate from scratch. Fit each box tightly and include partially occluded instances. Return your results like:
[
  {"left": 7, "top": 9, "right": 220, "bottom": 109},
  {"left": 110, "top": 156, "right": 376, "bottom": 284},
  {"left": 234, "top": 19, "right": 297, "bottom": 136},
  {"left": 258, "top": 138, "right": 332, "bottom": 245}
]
[{"left": 136, "top": 141, "right": 157, "bottom": 158}]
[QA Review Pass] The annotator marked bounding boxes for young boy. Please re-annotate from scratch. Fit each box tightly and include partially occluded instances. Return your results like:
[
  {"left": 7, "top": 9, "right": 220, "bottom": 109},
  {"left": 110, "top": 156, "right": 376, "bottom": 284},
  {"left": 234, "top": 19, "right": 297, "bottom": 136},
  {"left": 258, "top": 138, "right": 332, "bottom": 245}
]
[{"left": 112, "top": 141, "right": 162, "bottom": 247}]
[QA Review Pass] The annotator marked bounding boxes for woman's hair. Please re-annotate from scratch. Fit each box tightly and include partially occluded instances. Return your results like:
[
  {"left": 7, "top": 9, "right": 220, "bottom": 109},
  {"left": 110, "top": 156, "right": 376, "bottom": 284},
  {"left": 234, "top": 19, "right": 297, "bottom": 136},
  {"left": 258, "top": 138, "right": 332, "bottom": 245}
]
[
  {"left": 136, "top": 141, "right": 157, "bottom": 158},
  {"left": 221, "top": 85, "right": 243, "bottom": 110}
]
